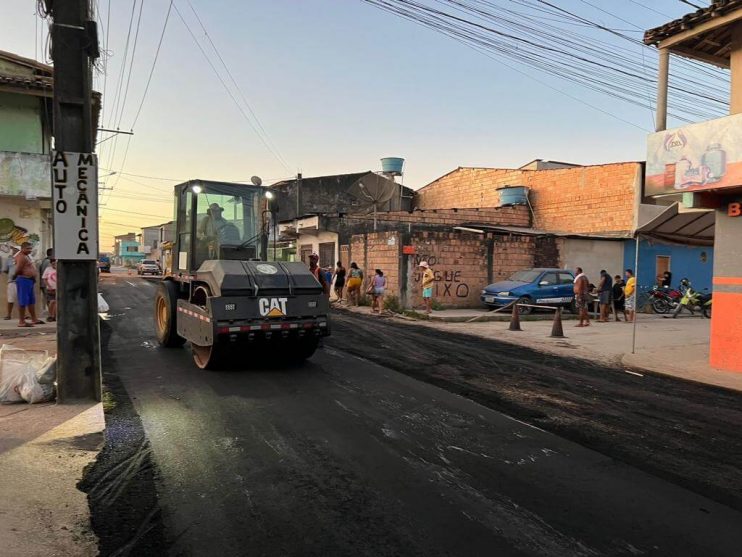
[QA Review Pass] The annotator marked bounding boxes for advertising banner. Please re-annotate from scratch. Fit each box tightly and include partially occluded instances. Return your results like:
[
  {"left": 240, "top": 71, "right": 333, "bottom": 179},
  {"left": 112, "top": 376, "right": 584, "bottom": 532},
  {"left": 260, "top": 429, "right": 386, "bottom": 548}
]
[{"left": 646, "top": 113, "right": 742, "bottom": 196}]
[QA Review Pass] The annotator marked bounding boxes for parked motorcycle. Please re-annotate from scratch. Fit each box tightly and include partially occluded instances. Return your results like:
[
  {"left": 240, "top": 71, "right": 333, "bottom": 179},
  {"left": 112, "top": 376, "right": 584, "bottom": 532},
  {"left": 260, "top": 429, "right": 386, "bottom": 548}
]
[
  {"left": 671, "top": 279, "right": 711, "bottom": 318},
  {"left": 648, "top": 285, "right": 682, "bottom": 314},
  {"left": 702, "top": 296, "right": 712, "bottom": 319}
]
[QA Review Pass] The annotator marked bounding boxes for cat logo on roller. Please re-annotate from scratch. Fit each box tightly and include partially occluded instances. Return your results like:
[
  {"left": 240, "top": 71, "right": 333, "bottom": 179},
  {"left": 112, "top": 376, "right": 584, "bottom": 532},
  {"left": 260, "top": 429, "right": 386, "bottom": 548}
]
[{"left": 259, "top": 297, "right": 288, "bottom": 317}]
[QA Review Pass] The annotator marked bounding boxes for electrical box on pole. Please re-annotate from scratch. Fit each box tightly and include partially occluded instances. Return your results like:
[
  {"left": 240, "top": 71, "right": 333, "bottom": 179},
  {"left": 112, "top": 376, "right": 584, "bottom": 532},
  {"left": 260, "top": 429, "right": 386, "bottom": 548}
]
[{"left": 50, "top": 0, "right": 102, "bottom": 402}]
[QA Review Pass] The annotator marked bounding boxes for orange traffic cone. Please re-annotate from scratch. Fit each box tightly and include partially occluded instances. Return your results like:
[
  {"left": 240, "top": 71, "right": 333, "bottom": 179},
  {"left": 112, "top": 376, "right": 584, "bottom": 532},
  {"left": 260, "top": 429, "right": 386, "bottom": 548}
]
[
  {"left": 509, "top": 301, "right": 522, "bottom": 331},
  {"left": 550, "top": 308, "right": 565, "bottom": 338}
]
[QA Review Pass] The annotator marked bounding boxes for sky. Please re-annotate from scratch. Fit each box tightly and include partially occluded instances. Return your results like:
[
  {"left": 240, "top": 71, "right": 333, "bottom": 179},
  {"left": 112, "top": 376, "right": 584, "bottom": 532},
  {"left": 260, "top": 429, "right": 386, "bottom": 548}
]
[{"left": 1, "top": 0, "right": 722, "bottom": 250}]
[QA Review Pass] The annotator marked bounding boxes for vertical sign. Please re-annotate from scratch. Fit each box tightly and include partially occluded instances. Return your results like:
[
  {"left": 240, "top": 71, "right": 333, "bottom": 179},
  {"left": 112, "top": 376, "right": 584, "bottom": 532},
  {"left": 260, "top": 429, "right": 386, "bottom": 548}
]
[{"left": 52, "top": 151, "right": 98, "bottom": 260}]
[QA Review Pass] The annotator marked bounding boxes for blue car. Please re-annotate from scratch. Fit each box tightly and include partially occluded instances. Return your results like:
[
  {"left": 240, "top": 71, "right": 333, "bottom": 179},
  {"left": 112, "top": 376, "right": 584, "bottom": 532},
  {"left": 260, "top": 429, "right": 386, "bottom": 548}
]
[{"left": 480, "top": 268, "right": 575, "bottom": 314}]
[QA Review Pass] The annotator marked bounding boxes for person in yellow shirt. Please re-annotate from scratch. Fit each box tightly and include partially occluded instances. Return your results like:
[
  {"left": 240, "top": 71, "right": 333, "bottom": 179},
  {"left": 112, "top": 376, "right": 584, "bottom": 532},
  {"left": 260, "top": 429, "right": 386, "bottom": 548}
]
[
  {"left": 419, "top": 261, "right": 435, "bottom": 314},
  {"left": 624, "top": 269, "right": 636, "bottom": 323}
]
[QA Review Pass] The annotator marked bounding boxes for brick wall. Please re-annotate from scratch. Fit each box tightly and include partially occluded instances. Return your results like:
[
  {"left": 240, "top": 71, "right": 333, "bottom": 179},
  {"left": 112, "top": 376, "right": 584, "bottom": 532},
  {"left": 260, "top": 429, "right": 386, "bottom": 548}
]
[
  {"left": 346, "top": 230, "right": 541, "bottom": 308},
  {"left": 406, "top": 231, "right": 488, "bottom": 307},
  {"left": 415, "top": 168, "right": 520, "bottom": 209},
  {"left": 343, "top": 205, "right": 530, "bottom": 229},
  {"left": 365, "top": 231, "right": 400, "bottom": 297},
  {"left": 414, "top": 163, "right": 641, "bottom": 236},
  {"left": 524, "top": 164, "right": 639, "bottom": 235}
]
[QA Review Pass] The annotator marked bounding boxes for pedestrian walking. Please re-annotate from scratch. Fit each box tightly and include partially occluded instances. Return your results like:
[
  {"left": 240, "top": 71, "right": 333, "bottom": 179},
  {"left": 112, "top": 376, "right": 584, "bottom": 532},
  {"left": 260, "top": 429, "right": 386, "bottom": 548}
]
[
  {"left": 612, "top": 275, "right": 627, "bottom": 322},
  {"left": 14, "top": 242, "right": 43, "bottom": 327},
  {"left": 624, "top": 269, "right": 637, "bottom": 323},
  {"left": 597, "top": 270, "right": 613, "bottom": 322},
  {"left": 333, "top": 261, "right": 346, "bottom": 302},
  {"left": 3, "top": 246, "right": 19, "bottom": 320},
  {"left": 370, "top": 269, "right": 386, "bottom": 313},
  {"left": 308, "top": 253, "right": 329, "bottom": 296},
  {"left": 573, "top": 267, "right": 590, "bottom": 327},
  {"left": 39, "top": 248, "right": 53, "bottom": 315},
  {"left": 346, "top": 262, "right": 364, "bottom": 306},
  {"left": 419, "top": 261, "right": 435, "bottom": 314},
  {"left": 42, "top": 259, "right": 57, "bottom": 322}
]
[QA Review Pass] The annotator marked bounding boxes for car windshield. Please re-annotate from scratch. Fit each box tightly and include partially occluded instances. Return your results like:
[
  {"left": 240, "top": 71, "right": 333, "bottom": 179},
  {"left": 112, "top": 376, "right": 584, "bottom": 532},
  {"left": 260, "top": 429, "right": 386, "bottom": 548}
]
[
  {"left": 143, "top": 260, "right": 156, "bottom": 265},
  {"left": 509, "top": 270, "right": 542, "bottom": 283}
]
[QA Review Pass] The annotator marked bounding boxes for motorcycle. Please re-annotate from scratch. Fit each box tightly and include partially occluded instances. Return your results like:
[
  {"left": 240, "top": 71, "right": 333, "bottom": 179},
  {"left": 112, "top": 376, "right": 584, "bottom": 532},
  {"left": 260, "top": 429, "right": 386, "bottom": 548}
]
[
  {"left": 702, "top": 295, "right": 712, "bottom": 319},
  {"left": 648, "top": 285, "right": 682, "bottom": 314},
  {"left": 671, "top": 279, "right": 711, "bottom": 318}
]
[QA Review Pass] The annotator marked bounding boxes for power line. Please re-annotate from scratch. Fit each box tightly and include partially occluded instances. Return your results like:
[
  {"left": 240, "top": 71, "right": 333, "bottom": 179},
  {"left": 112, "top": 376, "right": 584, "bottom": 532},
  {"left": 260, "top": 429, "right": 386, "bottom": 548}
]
[
  {"left": 185, "top": 0, "right": 291, "bottom": 171},
  {"left": 172, "top": 2, "right": 292, "bottom": 173},
  {"left": 131, "top": 0, "right": 174, "bottom": 129}
]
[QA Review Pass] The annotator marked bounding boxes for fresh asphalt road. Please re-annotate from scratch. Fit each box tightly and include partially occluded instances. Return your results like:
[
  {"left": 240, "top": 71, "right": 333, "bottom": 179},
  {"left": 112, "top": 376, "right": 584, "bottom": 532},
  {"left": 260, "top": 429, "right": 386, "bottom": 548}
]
[{"left": 94, "top": 274, "right": 742, "bottom": 556}]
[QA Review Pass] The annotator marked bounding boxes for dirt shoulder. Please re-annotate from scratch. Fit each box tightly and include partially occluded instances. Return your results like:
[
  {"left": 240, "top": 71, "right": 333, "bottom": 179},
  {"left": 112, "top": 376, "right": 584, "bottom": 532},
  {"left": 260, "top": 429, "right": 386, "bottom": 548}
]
[{"left": 327, "top": 310, "right": 742, "bottom": 513}]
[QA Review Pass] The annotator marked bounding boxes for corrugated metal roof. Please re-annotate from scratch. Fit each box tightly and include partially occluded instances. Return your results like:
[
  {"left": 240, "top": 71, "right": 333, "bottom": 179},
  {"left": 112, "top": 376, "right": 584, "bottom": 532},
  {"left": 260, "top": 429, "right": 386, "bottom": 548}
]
[{"left": 635, "top": 203, "right": 715, "bottom": 246}]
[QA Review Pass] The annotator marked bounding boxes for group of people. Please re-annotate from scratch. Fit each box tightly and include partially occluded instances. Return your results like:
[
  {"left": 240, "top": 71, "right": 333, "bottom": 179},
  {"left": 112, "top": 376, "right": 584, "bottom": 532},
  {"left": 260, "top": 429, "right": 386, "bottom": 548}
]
[
  {"left": 572, "top": 267, "right": 636, "bottom": 327},
  {"left": 306, "top": 254, "right": 436, "bottom": 314},
  {"left": 3, "top": 246, "right": 57, "bottom": 327}
]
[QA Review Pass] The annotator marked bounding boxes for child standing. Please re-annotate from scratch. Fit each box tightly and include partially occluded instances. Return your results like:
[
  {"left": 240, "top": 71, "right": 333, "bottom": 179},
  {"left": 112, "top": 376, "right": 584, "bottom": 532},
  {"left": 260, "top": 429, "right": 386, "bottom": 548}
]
[{"left": 42, "top": 259, "right": 57, "bottom": 322}]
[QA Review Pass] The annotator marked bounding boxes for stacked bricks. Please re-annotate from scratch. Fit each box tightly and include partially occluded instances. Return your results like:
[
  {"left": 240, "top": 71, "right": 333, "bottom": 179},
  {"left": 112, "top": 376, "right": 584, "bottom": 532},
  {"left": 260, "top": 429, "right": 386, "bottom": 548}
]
[{"left": 414, "top": 162, "right": 642, "bottom": 236}]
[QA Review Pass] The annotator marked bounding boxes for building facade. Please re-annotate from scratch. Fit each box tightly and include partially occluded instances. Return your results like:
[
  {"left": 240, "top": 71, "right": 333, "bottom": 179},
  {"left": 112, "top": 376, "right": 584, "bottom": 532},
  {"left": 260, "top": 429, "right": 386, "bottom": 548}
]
[{"left": 645, "top": 1, "right": 742, "bottom": 372}]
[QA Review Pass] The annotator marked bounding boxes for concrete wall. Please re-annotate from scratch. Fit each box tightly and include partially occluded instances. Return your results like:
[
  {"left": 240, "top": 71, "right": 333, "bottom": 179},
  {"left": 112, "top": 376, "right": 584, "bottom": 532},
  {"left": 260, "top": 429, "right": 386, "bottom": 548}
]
[
  {"left": 296, "top": 230, "right": 339, "bottom": 268},
  {"left": 0, "top": 92, "right": 45, "bottom": 154},
  {"left": 710, "top": 208, "right": 742, "bottom": 371},
  {"left": 558, "top": 238, "right": 625, "bottom": 286},
  {"left": 414, "top": 162, "right": 642, "bottom": 236},
  {"left": 0, "top": 198, "right": 51, "bottom": 317},
  {"left": 623, "top": 240, "right": 714, "bottom": 292}
]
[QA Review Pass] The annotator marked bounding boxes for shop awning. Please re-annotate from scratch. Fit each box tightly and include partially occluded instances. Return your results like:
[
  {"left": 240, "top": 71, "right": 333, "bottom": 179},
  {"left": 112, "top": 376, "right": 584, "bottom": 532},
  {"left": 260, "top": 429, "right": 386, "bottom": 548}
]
[{"left": 635, "top": 203, "right": 715, "bottom": 246}]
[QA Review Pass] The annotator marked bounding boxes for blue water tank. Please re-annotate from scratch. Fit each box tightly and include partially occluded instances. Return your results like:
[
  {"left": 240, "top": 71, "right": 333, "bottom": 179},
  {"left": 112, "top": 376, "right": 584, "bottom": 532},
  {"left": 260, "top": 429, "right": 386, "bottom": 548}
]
[
  {"left": 381, "top": 157, "right": 405, "bottom": 175},
  {"left": 497, "top": 186, "right": 529, "bottom": 206}
]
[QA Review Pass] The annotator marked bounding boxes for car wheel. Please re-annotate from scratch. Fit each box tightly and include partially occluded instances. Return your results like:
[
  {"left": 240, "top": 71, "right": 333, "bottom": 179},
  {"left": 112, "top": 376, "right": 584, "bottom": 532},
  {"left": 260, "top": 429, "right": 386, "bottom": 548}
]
[{"left": 515, "top": 297, "right": 533, "bottom": 315}]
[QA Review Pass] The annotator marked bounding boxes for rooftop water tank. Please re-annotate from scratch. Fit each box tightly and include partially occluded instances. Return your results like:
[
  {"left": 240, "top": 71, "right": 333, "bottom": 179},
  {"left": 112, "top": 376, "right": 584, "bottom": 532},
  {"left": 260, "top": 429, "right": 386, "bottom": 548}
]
[
  {"left": 381, "top": 157, "right": 405, "bottom": 176},
  {"left": 497, "top": 186, "right": 529, "bottom": 207}
]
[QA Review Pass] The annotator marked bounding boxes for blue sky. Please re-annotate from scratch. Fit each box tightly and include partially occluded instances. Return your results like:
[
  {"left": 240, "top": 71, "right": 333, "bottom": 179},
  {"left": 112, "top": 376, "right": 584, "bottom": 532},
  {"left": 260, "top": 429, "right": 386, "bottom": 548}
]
[{"left": 1, "top": 0, "right": 720, "bottom": 247}]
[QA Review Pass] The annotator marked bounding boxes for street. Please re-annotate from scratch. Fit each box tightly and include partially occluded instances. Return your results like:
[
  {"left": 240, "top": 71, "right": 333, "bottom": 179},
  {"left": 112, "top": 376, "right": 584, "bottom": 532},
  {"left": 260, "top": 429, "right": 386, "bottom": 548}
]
[{"left": 85, "top": 273, "right": 742, "bottom": 556}]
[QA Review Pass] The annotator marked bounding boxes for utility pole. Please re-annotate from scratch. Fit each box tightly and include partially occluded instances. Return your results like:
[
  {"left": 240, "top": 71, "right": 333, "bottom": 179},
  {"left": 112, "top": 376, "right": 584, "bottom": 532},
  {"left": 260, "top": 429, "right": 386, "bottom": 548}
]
[{"left": 50, "top": 0, "right": 102, "bottom": 402}]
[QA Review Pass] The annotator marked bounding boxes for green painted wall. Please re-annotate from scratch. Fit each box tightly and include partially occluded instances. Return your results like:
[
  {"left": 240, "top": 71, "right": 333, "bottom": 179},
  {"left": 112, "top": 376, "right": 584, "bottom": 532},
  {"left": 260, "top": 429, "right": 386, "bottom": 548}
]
[{"left": 0, "top": 92, "right": 43, "bottom": 153}]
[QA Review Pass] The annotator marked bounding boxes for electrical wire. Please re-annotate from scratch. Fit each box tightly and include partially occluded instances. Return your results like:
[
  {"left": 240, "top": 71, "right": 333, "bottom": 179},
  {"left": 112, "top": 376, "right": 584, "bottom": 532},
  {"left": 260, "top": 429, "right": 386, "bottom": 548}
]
[
  {"left": 185, "top": 0, "right": 291, "bottom": 172},
  {"left": 173, "top": 1, "right": 292, "bottom": 173},
  {"left": 130, "top": 0, "right": 174, "bottom": 129},
  {"left": 362, "top": 0, "right": 729, "bottom": 127}
]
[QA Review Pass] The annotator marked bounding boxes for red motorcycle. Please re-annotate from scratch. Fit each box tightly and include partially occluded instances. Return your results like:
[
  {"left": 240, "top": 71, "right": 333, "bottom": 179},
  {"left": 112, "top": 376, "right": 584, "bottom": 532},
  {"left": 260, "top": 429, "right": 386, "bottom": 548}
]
[{"left": 649, "top": 284, "right": 682, "bottom": 314}]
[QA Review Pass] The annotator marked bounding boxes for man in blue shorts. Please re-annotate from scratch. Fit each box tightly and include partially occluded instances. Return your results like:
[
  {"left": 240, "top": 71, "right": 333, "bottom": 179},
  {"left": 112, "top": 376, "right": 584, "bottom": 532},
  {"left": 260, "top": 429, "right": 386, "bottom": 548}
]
[{"left": 14, "top": 242, "right": 43, "bottom": 327}]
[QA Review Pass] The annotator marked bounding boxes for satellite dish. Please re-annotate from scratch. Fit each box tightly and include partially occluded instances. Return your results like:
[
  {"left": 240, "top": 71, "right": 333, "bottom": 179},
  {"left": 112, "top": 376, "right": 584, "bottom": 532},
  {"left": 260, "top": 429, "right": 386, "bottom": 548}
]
[
  {"left": 347, "top": 174, "right": 399, "bottom": 231},
  {"left": 251, "top": 176, "right": 262, "bottom": 186}
]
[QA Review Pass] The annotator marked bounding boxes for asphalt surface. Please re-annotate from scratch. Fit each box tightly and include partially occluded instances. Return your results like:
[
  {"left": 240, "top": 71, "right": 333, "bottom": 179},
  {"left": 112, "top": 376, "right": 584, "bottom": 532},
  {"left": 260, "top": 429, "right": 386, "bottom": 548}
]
[{"left": 87, "top": 273, "right": 742, "bottom": 556}]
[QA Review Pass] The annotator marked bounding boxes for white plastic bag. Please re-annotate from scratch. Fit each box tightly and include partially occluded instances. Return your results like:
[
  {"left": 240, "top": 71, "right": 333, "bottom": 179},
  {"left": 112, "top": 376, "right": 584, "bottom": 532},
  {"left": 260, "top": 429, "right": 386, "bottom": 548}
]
[
  {"left": 98, "top": 293, "right": 109, "bottom": 313},
  {"left": 0, "top": 346, "right": 56, "bottom": 404},
  {"left": 0, "top": 359, "right": 28, "bottom": 403}
]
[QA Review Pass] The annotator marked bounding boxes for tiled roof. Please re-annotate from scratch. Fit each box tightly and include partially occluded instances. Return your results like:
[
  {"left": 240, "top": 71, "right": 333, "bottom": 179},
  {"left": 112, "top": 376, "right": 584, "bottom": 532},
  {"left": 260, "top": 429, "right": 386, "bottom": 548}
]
[
  {"left": 0, "top": 73, "right": 53, "bottom": 93},
  {"left": 644, "top": 0, "right": 742, "bottom": 45}
]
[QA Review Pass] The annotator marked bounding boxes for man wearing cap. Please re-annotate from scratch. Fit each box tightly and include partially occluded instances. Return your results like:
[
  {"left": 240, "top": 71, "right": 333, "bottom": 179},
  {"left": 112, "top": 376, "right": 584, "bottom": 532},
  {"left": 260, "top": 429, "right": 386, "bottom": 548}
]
[
  {"left": 419, "top": 261, "right": 435, "bottom": 314},
  {"left": 308, "top": 253, "right": 329, "bottom": 296}
]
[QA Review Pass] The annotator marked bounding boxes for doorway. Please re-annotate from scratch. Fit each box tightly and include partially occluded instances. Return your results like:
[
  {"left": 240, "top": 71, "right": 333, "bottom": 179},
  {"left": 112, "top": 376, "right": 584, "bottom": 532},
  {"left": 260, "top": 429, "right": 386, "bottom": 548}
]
[
  {"left": 656, "top": 255, "right": 671, "bottom": 283},
  {"left": 319, "top": 242, "right": 335, "bottom": 269},
  {"left": 300, "top": 244, "right": 313, "bottom": 264}
]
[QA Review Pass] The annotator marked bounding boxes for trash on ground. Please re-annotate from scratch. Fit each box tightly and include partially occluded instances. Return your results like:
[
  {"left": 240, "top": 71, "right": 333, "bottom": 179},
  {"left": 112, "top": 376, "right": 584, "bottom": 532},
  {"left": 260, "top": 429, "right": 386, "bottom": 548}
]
[
  {"left": 0, "top": 345, "right": 56, "bottom": 404},
  {"left": 98, "top": 293, "right": 110, "bottom": 313}
]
